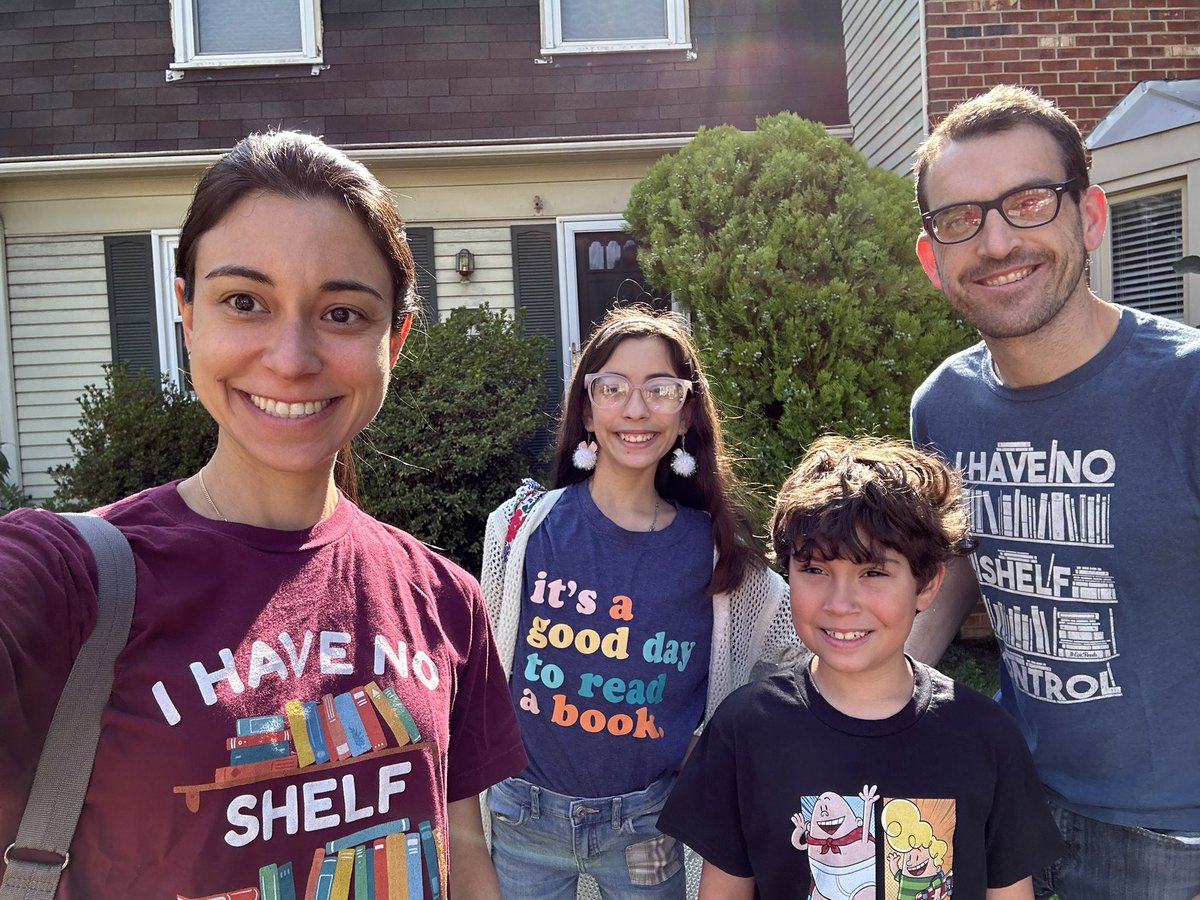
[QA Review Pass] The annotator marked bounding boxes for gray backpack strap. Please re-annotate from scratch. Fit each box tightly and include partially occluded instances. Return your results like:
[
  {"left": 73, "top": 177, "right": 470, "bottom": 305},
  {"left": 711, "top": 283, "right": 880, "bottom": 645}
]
[{"left": 0, "top": 513, "right": 136, "bottom": 900}]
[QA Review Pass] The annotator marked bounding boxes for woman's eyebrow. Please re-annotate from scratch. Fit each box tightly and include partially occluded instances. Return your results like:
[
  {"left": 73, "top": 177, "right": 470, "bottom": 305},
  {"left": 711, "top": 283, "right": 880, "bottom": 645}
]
[
  {"left": 204, "top": 266, "right": 386, "bottom": 305},
  {"left": 205, "top": 264, "right": 271, "bottom": 284},
  {"left": 322, "top": 278, "right": 387, "bottom": 305}
]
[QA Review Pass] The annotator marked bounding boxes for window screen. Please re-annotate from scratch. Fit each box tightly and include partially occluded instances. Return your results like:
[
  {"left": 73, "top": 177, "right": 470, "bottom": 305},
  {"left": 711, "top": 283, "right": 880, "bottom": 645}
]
[
  {"left": 195, "top": 0, "right": 303, "bottom": 55},
  {"left": 1110, "top": 190, "right": 1184, "bottom": 321}
]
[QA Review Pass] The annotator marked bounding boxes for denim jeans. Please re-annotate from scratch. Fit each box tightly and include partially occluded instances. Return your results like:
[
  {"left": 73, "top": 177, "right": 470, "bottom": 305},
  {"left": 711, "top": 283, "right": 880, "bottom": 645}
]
[
  {"left": 1034, "top": 800, "right": 1200, "bottom": 900},
  {"left": 489, "top": 774, "right": 685, "bottom": 900}
]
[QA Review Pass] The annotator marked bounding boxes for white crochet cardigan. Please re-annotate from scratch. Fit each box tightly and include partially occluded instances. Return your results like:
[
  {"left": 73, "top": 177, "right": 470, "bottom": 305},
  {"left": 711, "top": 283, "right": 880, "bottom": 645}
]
[{"left": 480, "top": 485, "right": 800, "bottom": 734}]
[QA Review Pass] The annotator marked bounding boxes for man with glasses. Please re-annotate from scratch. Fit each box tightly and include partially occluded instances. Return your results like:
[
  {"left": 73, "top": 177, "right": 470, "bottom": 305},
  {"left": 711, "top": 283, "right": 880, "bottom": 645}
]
[{"left": 907, "top": 85, "right": 1200, "bottom": 898}]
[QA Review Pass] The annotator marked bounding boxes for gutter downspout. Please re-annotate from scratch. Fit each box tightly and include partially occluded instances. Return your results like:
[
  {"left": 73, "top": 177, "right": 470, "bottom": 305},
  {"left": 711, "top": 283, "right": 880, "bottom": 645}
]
[
  {"left": 0, "top": 212, "right": 23, "bottom": 496},
  {"left": 919, "top": 0, "right": 930, "bottom": 139}
]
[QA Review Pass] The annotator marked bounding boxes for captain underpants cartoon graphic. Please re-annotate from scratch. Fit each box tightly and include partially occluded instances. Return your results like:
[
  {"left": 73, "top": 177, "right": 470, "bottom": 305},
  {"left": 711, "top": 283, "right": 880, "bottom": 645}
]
[{"left": 792, "top": 785, "right": 879, "bottom": 900}]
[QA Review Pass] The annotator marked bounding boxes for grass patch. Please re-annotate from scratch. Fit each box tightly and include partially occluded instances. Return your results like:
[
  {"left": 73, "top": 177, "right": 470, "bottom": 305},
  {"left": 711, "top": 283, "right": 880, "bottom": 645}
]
[{"left": 938, "top": 636, "right": 1002, "bottom": 698}]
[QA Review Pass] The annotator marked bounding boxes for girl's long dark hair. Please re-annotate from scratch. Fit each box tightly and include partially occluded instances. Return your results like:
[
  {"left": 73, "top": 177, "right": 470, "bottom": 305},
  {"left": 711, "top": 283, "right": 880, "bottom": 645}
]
[{"left": 552, "top": 305, "right": 763, "bottom": 595}]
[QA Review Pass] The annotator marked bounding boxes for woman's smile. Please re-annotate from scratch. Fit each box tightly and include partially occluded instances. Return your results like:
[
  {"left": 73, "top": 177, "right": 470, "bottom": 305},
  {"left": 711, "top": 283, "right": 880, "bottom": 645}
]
[{"left": 247, "top": 392, "right": 335, "bottom": 419}]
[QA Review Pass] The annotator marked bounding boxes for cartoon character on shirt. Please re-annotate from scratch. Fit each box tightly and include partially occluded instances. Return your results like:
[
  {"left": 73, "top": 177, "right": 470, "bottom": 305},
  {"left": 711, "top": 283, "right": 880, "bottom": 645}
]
[
  {"left": 883, "top": 798, "right": 951, "bottom": 899},
  {"left": 791, "top": 785, "right": 878, "bottom": 900}
]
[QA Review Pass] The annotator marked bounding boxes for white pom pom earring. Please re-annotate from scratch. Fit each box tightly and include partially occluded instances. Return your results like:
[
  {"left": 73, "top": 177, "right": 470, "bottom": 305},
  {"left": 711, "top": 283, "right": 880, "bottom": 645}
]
[
  {"left": 670, "top": 435, "right": 697, "bottom": 478},
  {"left": 572, "top": 433, "right": 598, "bottom": 471}
]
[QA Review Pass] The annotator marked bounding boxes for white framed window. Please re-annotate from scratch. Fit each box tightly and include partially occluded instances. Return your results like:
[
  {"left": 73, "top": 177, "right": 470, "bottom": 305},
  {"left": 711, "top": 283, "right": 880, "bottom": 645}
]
[
  {"left": 169, "top": 0, "right": 322, "bottom": 70},
  {"left": 151, "top": 230, "right": 189, "bottom": 390},
  {"left": 1108, "top": 187, "right": 1186, "bottom": 322},
  {"left": 540, "top": 0, "right": 690, "bottom": 55}
]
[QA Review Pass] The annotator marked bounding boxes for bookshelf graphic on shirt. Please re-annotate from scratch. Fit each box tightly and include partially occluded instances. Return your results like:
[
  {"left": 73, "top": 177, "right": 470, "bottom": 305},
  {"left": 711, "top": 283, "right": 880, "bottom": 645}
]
[
  {"left": 297, "top": 817, "right": 444, "bottom": 900},
  {"left": 174, "top": 680, "right": 447, "bottom": 900},
  {"left": 187, "top": 682, "right": 420, "bottom": 787},
  {"left": 966, "top": 486, "right": 1111, "bottom": 547},
  {"left": 176, "top": 818, "right": 443, "bottom": 900},
  {"left": 983, "top": 595, "right": 1118, "bottom": 662},
  {"left": 959, "top": 440, "right": 1114, "bottom": 548}
]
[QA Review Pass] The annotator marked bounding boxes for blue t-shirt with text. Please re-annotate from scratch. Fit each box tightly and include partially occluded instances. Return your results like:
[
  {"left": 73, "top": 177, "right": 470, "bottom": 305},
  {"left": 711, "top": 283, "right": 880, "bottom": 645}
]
[{"left": 512, "top": 481, "right": 714, "bottom": 797}]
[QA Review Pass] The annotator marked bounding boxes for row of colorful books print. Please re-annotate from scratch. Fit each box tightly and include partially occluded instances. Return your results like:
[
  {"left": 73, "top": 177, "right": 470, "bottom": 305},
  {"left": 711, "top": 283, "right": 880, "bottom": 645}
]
[
  {"left": 178, "top": 816, "right": 443, "bottom": 900},
  {"left": 219, "top": 681, "right": 422, "bottom": 782}
]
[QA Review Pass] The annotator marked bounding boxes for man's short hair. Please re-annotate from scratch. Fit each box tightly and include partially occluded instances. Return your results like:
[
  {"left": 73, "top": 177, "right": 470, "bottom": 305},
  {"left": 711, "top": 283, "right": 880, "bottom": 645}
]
[
  {"left": 770, "top": 435, "right": 972, "bottom": 588},
  {"left": 914, "top": 84, "right": 1090, "bottom": 214}
]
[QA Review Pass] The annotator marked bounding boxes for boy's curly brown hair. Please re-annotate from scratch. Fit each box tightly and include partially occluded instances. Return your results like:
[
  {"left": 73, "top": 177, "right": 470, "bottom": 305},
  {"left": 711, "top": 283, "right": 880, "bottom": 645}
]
[{"left": 771, "top": 435, "right": 973, "bottom": 589}]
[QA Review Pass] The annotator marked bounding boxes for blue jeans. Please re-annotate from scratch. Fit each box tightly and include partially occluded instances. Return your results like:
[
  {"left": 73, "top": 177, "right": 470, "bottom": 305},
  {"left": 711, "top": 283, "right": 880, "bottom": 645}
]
[
  {"left": 1035, "top": 800, "right": 1200, "bottom": 900},
  {"left": 489, "top": 774, "right": 685, "bottom": 900}
]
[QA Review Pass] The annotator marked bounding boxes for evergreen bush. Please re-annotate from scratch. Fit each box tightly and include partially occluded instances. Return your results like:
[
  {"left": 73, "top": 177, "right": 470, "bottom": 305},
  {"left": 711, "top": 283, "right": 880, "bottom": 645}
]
[
  {"left": 49, "top": 365, "right": 218, "bottom": 511},
  {"left": 1, "top": 447, "right": 33, "bottom": 515},
  {"left": 356, "top": 306, "right": 547, "bottom": 570},
  {"left": 625, "top": 113, "right": 975, "bottom": 508}
]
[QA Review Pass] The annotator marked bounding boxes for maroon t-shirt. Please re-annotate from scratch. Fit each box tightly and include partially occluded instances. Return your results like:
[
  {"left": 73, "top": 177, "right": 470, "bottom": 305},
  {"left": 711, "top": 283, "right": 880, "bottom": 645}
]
[{"left": 0, "top": 483, "right": 525, "bottom": 899}]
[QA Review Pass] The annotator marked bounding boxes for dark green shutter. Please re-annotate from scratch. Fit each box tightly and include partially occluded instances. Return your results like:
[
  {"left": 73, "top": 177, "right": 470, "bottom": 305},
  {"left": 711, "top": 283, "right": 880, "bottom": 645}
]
[
  {"left": 103, "top": 234, "right": 160, "bottom": 383},
  {"left": 511, "top": 224, "right": 562, "bottom": 462},
  {"left": 406, "top": 227, "right": 438, "bottom": 325}
]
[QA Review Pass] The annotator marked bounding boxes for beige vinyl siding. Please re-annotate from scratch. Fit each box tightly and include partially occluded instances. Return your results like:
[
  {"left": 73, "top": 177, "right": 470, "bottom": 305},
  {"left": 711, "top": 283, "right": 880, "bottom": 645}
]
[
  {"left": 842, "top": 0, "right": 924, "bottom": 174},
  {"left": 429, "top": 226, "right": 518, "bottom": 316},
  {"left": 7, "top": 235, "right": 110, "bottom": 500}
]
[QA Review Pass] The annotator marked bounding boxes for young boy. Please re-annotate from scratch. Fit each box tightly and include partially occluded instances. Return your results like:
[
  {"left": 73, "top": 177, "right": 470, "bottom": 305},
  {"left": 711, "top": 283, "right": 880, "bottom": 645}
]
[{"left": 658, "top": 436, "right": 1065, "bottom": 900}]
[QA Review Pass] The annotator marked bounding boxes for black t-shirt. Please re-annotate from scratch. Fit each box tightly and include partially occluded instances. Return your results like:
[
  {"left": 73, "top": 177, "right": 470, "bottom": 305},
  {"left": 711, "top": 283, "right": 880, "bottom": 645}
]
[{"left": 659, "top": 659, "right": 1065, "bottom": 900}]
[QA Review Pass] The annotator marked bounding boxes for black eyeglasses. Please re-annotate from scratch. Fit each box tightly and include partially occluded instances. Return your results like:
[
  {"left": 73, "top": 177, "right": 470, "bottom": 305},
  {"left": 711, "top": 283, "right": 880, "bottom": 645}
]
[{"left": 921, "top": 176, "right": 1087, "bottom": 245}]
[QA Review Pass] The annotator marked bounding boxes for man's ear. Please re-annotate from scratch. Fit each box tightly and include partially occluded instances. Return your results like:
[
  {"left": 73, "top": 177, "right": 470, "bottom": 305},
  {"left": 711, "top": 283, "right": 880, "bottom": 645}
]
[
  {"left": 915, "top": 563, "right": 946, "bottom": 614},
  {"left": 916, "top": 234, "right": 943, "bottom": 290},
  {"left": 1080, "top": 184, "right": 1108, "bottom": 254}
]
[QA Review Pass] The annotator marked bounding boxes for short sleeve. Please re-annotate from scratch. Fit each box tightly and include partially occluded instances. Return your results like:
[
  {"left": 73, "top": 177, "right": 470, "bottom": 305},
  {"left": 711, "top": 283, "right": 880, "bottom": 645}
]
[
  {"left": 444, "top": 574, "right": 527, "bottom": 802},
  {"left": 910, "top": 375, "right": 934, "bottom": 451},
  {"left": 658, "top": 699, "right": 754, "bottom": 878},
  {"left": 984, "top": 722, "right": 1068, "bottom": 888}
]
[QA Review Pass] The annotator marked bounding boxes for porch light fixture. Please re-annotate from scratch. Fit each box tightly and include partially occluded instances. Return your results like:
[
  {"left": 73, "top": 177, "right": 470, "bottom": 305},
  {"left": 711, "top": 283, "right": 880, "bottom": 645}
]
[{"left": 456, "top": 248, "right": 475, "bottom": 279}]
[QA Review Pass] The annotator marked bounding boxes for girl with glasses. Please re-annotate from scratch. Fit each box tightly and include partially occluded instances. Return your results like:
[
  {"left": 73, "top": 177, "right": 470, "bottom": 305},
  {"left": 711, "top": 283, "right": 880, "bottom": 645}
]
[{"left": 480, "top": 305, "right": 799, "bottom": 899}]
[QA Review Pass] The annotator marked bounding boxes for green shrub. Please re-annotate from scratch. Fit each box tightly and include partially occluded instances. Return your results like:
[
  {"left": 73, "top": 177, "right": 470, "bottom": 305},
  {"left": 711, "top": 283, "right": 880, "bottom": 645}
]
[
  {"left": 48, "top": 364, "right": 217, "bottom": 511},
  {"left": 1, "top": 447, "right": 33, "bottom": 515},
  {"left": 625, "top": 113, "right": 976, "bottom": 511},
  {"left": 939, "top": 637, "right": 1001, "bottom": 698},
  {"left": 355, "top": 306, "right": 547, "bottom": 570}
]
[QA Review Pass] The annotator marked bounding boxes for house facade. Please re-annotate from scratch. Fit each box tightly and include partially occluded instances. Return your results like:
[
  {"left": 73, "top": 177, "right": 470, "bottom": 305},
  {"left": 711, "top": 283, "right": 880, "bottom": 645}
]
[
  {"left": 0, "top": 0, "right": 851, "bottom": 501},
  {"left": 844, "top": 0, "right": 1200, "bottom": 174}
]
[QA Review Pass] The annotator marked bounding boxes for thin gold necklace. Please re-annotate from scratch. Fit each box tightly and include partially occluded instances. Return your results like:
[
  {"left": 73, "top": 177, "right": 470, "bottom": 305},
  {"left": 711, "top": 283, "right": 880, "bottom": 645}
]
[
  {"left": 585, "top": 479, "right": 661, "bottom": 532},
  {"left": 196, "top": 466, "right": 227, "bottom": 522}
]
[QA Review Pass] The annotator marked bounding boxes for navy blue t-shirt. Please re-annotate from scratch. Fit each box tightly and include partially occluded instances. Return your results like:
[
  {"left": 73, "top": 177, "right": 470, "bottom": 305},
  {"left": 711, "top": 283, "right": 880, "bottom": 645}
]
[
  {"left": 911, "top": 307, "right": 1200, "bottom": 830},
  {"left": 511, "top": 481, "right": 714, "bottom": 797}
]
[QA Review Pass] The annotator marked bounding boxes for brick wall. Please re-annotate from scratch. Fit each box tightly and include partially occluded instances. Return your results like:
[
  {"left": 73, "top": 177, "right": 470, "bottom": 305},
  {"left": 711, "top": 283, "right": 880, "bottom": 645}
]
[
  {"left": 0, "top": 0, "right": 848, "bottom": 157},
  {"left": 925, "top": 0, "right": 1200, "bottom": 134},
  {"left": 958, "top": 604, "right": 994, "bottom": 640}
]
